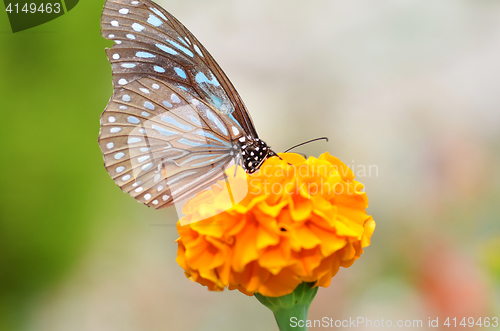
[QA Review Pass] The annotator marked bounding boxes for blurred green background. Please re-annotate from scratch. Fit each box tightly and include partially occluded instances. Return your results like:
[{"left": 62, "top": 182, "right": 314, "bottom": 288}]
[{"left": 1, "top": 0, "right": 500, "bottom": 330}]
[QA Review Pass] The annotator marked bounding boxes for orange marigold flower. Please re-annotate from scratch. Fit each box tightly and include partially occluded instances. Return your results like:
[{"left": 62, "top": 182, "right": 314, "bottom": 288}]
[{"left": 176, "top": 152, "right": 375, "bottom": 297}]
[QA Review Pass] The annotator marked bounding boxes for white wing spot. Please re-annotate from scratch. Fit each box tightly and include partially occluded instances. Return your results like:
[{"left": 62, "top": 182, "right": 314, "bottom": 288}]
[
  {"left": 132, "top": 23, "right": 145, "bottom": 32},
  {"left": 139, "top": 88, "right": 150, "bottom": 94},
  {"left": 171, "top": 94, "right": 180, "bottom": 103},
  {"left": 152, "top": 83, "right": 160, "bottom": 89},
  {"left": 119, "top": 106, "right": 127, "bottom": 110},
  {"left": 144, "top": 193, "right": 152, "bottom": 200},
  {"left": 115, "top": 40, "right": 122, "bottom": 44},
  {"left": 206, "top": 110, "right": 228, "bottom": 135},
  {"left": 174, "top": 67, "right": 186, "bottom": 79},
  {"left": 189, "top": 115, "right": 201, "bottom": 126},
  {"left": 138, "top": 155, "right": 150, "bottom": 163},
  {"left": 118, "top": 8, "right": 129, "bottom": 14},
  {"left": 128, "top": 137, "right": 142, "bottom": 144},
  {"left": 121, "top": 63, "right": 136, "bottom": 68},
  {"left": 136, "top": 51, "right": 155, "bottom": 58},
  {"left": 118, "top": 78, "right": 128, "bottom": 85},
  {"left": 154, "top": 65, "right": 165, "bottom": 73},
  {"left": 194, "top": 44, "right": 203, "bottom": 57},
  {"left": 121, "top": 174, "right": 131, "bottom": 181},
  {"left": 178, "top": 37, "right": 189, "bottom": 47},
  {"left": 108, "top": 34, "right": 115, "bottom": 38},
  {"left": 108, "top": 116, "right": 116, "bottom": 123},
  {"left": 112, "top": 54, "right": 120, "bottom": 60},
  {"left": 122, "top": 95, "right": 131, "bottom": 102},
  {"left": 142, "top": 163, "right": 153, "bottom": 171},
  {"left": 150, "top": 7, "right": 168, "bottom": 21},
  {"left": 106, "top": 142, "right": 114, "bottom": 149},
  {"left": 232, "top": 126, "right": 240, "bottom": 135},
  {"left": 166, "top": 39, "right": 193, "bottom": 57},
  {"left": 154, "top": 174, "right": 161, "bottom": 182},
  {"left": 132, "top": 181, "right": 141, "bottom": 187},
  {"left": 152, "top": 200, "right": 158, "bottom": 205},
  {"left": 141, "top": 111, "right": 150, "bottom": 117},
  {"left": 126, "top": 34, "right": 136, "bottom": 40},
  {"left": 115, "top": 152, "right": 125, "bottom": 160},
  {"left": 155, "top": 43, "right": 177, "bottom": 55},
  {"left": 127, "top": 116, "right": 140, "bottom": 124},
  {"left": 131, "top": 0, "right": 139, "bottom": 3},
  {"left": 147, "top": 14, "right": 162, "bottom": 27},
  {"left": 162, "top": 101, "right": 172, "bottom": 107},
  {"left": 140, "top": 147, "right": 150, "bottom": 152},
  {"left": 110, "top": 127, "right": 122, "bottom": 133},
  {"left": 135, "top": 187, "right": 144, "bottom": 193},
  {"left": 116, "top": 166, "right": 125, "bottom": 173},
  {"left": 144, "top": 101, "right": 155, "bottom": 110},
  {"left": 162, "top": 195, "right": 169, "bottom": 201},
  {"left": 157, "top": 185, "right": 164, "bottom": 191},
  {"left": 110, "top": 20, "right": 119, "bottom": 27}
]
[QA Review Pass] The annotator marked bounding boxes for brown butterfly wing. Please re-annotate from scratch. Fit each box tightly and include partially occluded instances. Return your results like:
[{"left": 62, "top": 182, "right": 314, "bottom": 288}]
[
  {"left": 98, "top": 77, "right": 245, "bottom": 208},
  {"left": 101, "top": 0, "right": 259, "bottom": 138}
]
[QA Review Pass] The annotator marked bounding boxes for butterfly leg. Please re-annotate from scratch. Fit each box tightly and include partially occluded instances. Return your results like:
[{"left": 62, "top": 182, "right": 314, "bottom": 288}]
[
  {"left": 270, "top": 150, "right": 293, "bottom": 166},
  {"left": 233, "top": 153, "right": 242, "bottom": 177},
  {"left": 156, "top": 159, "right": 181, "bottom": 181},
  {"left": 158, "top": 159, "right": 181, "bottom": 168}
]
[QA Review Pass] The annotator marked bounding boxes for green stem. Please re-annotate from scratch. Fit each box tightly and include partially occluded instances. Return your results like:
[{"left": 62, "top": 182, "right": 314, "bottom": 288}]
[
  {"left": 255, "top": 282, "right": 318, "bottom": 331},
  {"left": 273, "top": 303, "right": 310, "bottom": 331}
]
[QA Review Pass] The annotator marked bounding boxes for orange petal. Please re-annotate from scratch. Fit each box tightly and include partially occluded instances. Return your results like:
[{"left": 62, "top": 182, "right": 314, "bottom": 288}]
[
  {"left": 289, "top": 224, "right": 321, "bottom": 251},
  {"left": 334, "top": 217, "right": 363, "bottom": 238},
  {"left": 259, "top": 239, "right": 292, "bottom": 275},
  {"left": 257, "top": 267, "right": 302, "bottom": 297},
  {"left": 256, "top": 223, "right": 280, "bottom": 250},
  {"left": 232, "top": 221, "right": 259, "bottom": 272},
  {"left": 289, "top": 247, "right": 323, "bottom": 279},
  {"left": 240, "top": 261, "right": 271, "bottom": 293},
  {"left": 309, "top": 223, "right": 347, "bottom": 257},
  {"left": 278, "top": 152, "right": 307, "bottom": 165},
  {"left": 289, "top": 194, "right": 313, "bottom": 221},
  {"left": 313, "top": 254, "right": 341, "bottom": 287},
  {"left": 319, "top": 152, "right": 355, "bottom": 181},
  {"left": 361, "top": 217, "right": 376, "bottom": 247}
]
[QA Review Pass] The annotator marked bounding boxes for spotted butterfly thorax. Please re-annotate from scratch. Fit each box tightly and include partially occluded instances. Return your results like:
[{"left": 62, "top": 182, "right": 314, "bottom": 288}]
[{"left": 99, "top": 0, "right": 276, "bottom": 218}]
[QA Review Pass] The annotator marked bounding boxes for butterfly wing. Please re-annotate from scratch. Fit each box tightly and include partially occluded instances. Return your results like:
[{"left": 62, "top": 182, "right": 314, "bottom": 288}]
[
  {"left": 99, "top": 77, "right": 246, "bottom": 208},
  {"left": 101, "top": 0, "right": 258, "bottom": 138}
]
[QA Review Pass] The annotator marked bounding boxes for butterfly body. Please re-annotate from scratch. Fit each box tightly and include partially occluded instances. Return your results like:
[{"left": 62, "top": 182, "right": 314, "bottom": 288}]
[
  {"left": 99, "top": 0, "right": 275, "bottom": 208},
  {"left": 240, "top": 138, "right": 276, "bottom": 174}
]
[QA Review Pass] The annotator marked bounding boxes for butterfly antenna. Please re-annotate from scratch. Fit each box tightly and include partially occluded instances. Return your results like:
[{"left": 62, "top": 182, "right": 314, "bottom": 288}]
[{"left": 283, "top": 137, "right": 329, "bottom": 153}]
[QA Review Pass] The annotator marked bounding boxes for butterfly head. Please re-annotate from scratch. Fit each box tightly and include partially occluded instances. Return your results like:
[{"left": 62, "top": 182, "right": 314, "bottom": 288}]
[{"left": 240, "top": 137, "right": 276, "bottom": 174}]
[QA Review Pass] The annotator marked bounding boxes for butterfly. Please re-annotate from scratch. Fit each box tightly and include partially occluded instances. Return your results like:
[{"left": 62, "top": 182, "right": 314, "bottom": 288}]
[{"left": 99, "top": 0, "right": 276, "bottom": 209}]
